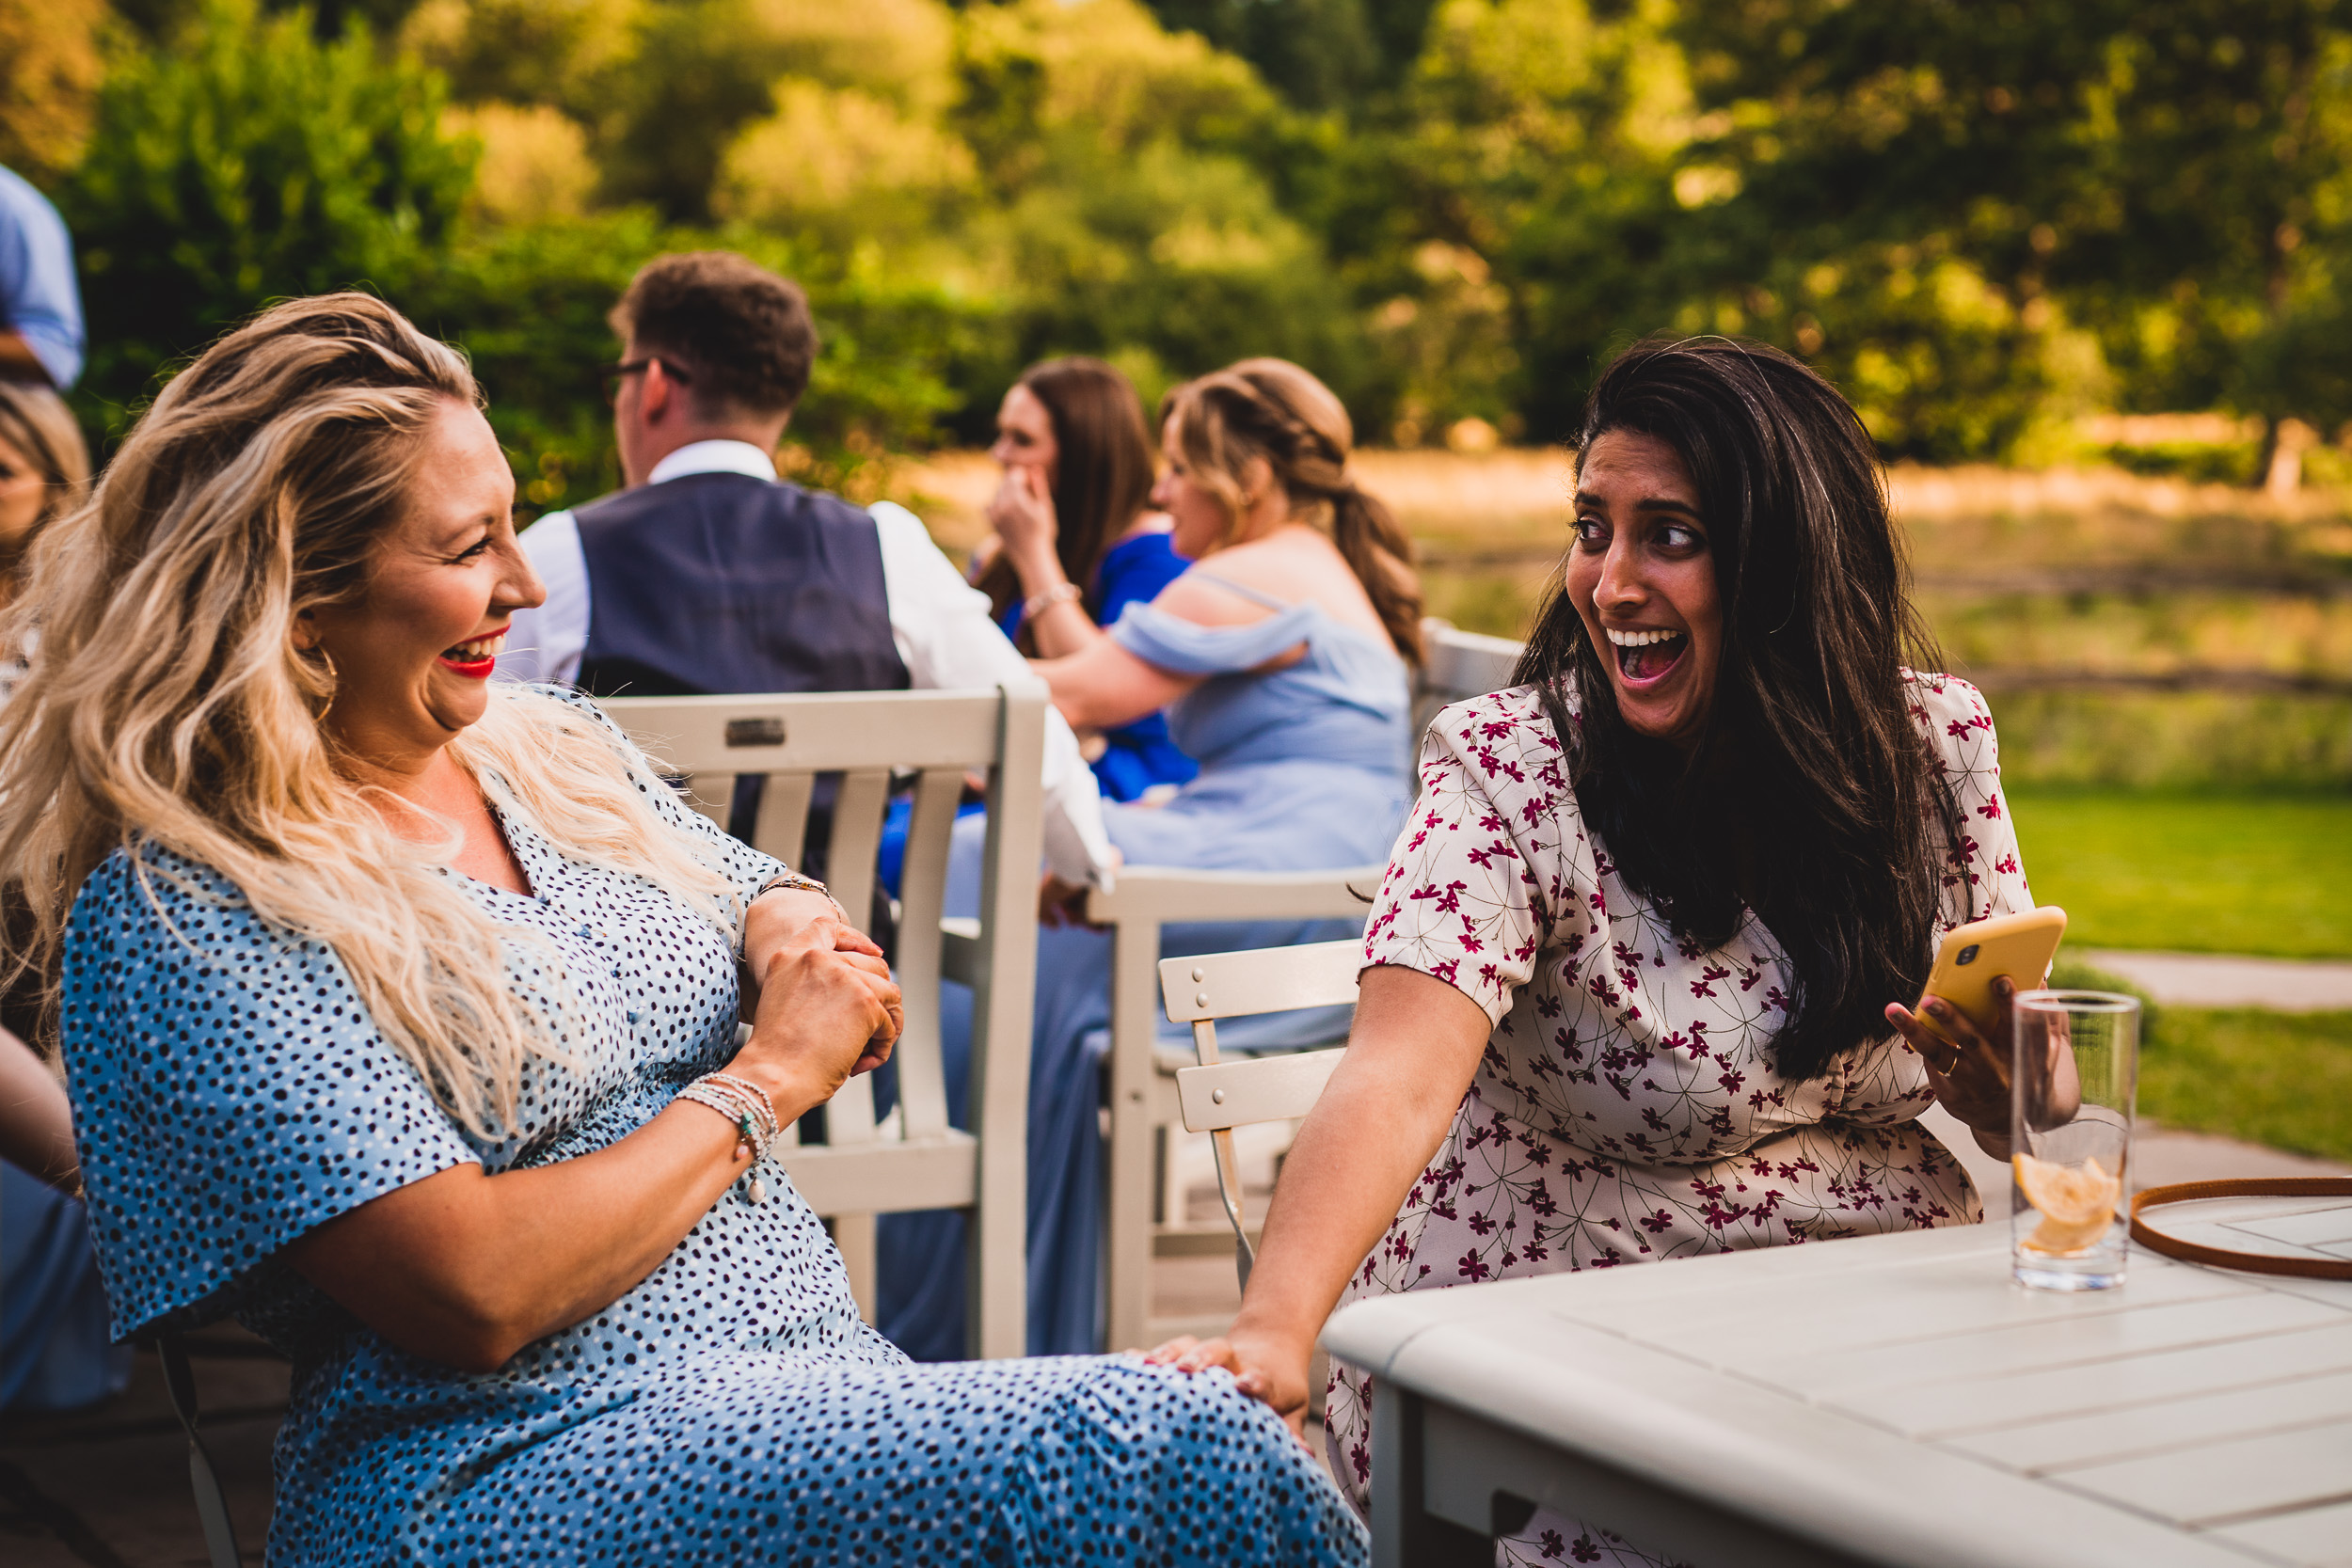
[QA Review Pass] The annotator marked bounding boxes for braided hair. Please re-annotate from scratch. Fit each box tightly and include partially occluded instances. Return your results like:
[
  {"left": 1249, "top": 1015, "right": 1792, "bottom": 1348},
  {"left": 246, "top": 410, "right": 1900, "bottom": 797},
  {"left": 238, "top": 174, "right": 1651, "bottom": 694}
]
[{"left": 1159, "top": 358, "right": 1422, "bottom": 664}]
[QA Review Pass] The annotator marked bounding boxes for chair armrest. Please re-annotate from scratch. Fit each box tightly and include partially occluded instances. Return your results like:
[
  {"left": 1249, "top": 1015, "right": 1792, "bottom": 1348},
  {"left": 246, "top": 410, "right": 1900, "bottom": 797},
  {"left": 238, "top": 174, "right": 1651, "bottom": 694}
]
[{"left": 1085, "top": 864, "right": 1386, "bottom": 926}]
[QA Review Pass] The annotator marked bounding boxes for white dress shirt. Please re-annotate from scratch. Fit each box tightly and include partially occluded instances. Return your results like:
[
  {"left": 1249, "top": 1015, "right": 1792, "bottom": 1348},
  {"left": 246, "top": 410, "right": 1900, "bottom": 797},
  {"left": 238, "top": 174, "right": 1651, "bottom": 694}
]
[{"left": 497, "top": 439, "right": 1114, "bottom": 883}]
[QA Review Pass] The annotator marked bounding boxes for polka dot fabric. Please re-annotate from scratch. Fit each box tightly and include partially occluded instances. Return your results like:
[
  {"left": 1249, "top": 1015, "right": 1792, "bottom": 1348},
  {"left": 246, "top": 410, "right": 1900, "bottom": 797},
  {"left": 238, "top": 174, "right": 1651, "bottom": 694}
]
[{"left": 60, "top": 687, "right": 1364, "bottom": 1567}]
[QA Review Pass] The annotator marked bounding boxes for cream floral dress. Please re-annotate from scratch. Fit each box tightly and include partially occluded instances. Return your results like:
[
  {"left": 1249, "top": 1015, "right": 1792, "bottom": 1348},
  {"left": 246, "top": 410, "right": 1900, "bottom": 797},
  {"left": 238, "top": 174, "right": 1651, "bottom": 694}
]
[{"left": 1326, "top": 672, "right": 2029, "bottom": 1565}]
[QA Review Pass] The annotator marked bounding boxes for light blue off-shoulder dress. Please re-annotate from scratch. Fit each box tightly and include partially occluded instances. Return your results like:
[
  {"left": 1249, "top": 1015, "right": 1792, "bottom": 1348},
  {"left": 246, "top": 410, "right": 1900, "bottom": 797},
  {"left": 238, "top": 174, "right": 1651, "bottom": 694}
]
[
  {"left": 879, "top": 575, "right": 1415, "bottom": 1358},
  {"left": 57, "top": 688, "right": 1364, "bottom": 1568}
]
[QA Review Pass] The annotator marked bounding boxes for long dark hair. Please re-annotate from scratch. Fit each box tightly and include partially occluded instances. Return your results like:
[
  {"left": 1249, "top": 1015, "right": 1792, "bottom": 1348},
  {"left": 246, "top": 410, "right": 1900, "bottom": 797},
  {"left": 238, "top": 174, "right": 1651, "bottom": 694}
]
[
  {"left": 977, "top": 356, "right": 1157, "bottom": 649},
  {"left": 1515, "top": 338, "right": 1968, "bottom": 1081},
  {"left": 1160, "top": 357, "right": 1422, "bottom": 664}
]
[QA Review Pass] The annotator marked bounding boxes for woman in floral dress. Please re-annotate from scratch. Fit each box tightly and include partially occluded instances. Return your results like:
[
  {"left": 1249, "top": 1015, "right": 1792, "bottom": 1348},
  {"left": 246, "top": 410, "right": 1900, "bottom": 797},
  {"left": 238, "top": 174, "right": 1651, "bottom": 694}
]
[{"left": 1153, "top": 339, "right": 2033, "bottom": 1566}]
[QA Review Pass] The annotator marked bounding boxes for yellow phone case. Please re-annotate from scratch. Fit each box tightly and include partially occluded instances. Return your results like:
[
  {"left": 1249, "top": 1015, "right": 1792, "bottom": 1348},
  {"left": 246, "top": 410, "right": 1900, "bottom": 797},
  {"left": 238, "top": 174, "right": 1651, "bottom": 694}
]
[{"left": 1919, "top": 905, "right": 2069, "bottom": 1037}]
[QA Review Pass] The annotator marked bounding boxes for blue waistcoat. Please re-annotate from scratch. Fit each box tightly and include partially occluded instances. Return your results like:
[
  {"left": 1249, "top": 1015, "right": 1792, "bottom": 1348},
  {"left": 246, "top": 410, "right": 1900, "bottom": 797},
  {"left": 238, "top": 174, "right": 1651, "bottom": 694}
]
[{"left": 573, "top": 472, "right": 911, "bottom": 698}]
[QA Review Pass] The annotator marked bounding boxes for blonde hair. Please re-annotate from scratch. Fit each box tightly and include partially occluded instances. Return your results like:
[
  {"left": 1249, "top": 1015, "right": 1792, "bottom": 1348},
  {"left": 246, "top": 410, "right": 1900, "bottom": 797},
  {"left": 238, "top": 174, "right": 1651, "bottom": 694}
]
[
  {"left": 0, "top": 380, "right": 91, "bottom": 597},
  {"left": 1159, "top": 358, "right": 1422, "bottom": 664},
  {"left": 0, "top": 294, "right": 737, "bottom": 1135}
]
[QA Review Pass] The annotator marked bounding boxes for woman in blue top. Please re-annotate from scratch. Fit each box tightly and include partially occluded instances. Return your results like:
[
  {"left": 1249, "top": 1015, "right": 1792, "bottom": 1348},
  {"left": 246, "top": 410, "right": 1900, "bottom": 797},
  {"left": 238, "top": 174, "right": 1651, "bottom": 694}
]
[
  {"left": 970, "top": 356, "right": 1197, "bottom": 801},
  {"left": 0, "top": 295, "right": 1361, "bottom": 1567},
  {"left": 880, "top": 358, "right": 1421, "bottom": 1359}
]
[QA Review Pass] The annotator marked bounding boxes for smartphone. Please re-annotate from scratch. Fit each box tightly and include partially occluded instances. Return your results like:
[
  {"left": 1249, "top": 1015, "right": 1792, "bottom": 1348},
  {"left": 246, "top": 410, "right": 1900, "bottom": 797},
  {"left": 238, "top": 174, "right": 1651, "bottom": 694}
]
[{"left": 1918, "top": 906, "right": 2068, "bottom": 1038}]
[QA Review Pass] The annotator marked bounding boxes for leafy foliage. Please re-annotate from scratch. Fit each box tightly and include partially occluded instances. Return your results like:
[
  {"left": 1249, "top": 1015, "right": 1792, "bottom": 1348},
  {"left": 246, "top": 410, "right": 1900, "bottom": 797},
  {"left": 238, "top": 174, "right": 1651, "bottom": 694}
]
[
  {"left": 405, "top": 214, "right": 1000, "bottom": 515},
  {"left": 24, "top": 0, "right": 2352, "bottom": 465},
  {"left": 60, "top": 0, "right": 476, "bottom": 435}
]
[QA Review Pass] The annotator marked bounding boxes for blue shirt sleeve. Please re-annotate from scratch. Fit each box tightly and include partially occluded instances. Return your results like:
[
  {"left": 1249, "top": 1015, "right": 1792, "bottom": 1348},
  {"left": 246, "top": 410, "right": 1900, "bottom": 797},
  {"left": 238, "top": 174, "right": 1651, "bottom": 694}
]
[
  {"left": 60, "top": 850, "right": 478, "bottom": 1338},
  {"left": 0, "top": 167, "right": 85, "bottom": 389}
]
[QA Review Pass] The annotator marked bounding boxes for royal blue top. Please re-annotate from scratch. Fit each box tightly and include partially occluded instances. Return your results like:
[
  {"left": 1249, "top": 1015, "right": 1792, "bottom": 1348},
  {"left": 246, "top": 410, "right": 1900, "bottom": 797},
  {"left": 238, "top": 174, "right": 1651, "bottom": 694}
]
[{"left": 996, "top": 528, "right": 1196, "bottom": 802}]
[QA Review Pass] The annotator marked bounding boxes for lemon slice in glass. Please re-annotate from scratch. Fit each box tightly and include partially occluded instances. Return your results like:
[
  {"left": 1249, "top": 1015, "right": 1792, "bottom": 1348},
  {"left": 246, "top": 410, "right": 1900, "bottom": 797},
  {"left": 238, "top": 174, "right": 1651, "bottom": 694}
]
[{"left": 2012, "top": 1151, "right": 2121, "bottom": 1256}]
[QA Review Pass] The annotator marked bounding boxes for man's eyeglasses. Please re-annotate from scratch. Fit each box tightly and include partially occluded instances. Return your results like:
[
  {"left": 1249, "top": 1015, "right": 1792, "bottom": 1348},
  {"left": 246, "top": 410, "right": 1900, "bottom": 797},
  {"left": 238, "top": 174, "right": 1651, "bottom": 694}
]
[{"left": 598, "top": 356, "right": 693, "bottom": 404}]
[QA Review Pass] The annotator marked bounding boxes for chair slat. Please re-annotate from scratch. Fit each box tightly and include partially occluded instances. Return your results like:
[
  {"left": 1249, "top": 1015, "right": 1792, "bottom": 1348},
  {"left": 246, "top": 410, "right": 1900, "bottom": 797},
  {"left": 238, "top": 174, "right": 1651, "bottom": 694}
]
[
  {"left": 894, "top": 768, "right": 964, "bottom": 1141},
  {"left": 679, "top": 773, "right": 734, "bottom": 832},
  {"left": 825, "top": 768, "right": 892, "bottom": 938},
  {"left": 1177, "top": 1048, "right": 1347, "bottom": 1132},
  {"left": 1159, "top": 939, "right": 1365, "bottom": 1022},
  {"left": 752, "top": 772, "right": 815, "bottom": 867}
]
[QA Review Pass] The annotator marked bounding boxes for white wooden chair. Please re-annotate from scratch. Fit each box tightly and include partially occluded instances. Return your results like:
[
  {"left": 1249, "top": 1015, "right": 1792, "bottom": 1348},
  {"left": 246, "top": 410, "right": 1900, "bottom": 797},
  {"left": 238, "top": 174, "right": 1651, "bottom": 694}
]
[
  {"left": 1156, "top": 940, "right": 1368, "bottom": 1287},
  {"left": 1416, "top": 620, "right": 1524, "bottom": 736},
  {"left": 1093, "top": 867, "right": 1384, "bottom": 1349},
  {"left": 596, "top": 687, "right": 1043, "bottom": 1359},
  {"left": 1094, "top": 620, "right": 1529, "bottom": 1350}
]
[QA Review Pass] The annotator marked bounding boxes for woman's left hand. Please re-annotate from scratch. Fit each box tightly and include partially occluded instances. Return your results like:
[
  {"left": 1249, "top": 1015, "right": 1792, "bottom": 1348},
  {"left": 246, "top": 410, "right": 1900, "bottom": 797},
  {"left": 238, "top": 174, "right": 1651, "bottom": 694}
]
[
  {"left": 1884, "top": 976, "right": 2017, "bottom": 1148},
  {"left": 1038, "top": 870, "right": 1096, "bottom": 929}
]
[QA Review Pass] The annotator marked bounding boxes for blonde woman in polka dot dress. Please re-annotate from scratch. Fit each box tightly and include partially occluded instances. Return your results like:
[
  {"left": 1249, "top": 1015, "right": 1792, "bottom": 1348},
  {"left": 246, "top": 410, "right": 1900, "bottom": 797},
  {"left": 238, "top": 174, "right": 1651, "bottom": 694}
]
[
  {"left": 1152, "top": 340, "right": 2033, "bottom": 1566},
  {"left": 0, "top": 295, "right": 1364, "bottom": 1567}
]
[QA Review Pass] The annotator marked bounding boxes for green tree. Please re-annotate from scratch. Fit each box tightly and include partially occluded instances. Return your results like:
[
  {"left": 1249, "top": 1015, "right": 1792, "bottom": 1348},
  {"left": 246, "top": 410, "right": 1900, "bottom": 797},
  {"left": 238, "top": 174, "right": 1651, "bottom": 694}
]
[
  {"left": 406, "top": 213, "right": 1004, "bottom": 515},
  {"left": 1671, "top": 0, "right": 2352, "bottom": 457},
  {"left": 62, "top": 0, "right": 476, "bottom": 436}
]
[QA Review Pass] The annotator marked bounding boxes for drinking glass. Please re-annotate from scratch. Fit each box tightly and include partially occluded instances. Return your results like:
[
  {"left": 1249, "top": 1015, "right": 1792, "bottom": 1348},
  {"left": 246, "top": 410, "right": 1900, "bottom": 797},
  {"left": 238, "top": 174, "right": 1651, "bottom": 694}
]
[{"left": 2010, "top": 990, "right": 2140, "bottom": 1291}]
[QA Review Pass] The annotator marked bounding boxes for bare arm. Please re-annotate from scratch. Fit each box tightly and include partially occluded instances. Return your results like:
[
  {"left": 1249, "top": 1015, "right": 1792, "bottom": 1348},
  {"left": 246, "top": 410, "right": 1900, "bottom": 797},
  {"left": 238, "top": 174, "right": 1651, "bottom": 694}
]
[
  {"left": 1146, "top": 965, "right": 1492, "bottom": 1431},
  {"left": 284, "top": 914, "right": 899, "bottom": 1372},
  {"left": 1033, "top": 634, "right": 1199, "bottom": 731},
  {"left": 1032, "top": 568, "right": 1311, "bottom": 731},
  {"left": 0, "top": 1025, "right": 80, "bottom": 1193},
  {"left": 0, "top": 333, "right": 52, "bottom": 385}
]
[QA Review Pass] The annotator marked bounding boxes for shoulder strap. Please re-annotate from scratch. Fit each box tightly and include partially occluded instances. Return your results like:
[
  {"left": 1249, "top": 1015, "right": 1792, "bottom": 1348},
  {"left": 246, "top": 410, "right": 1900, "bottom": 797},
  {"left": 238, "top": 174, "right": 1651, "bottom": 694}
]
[
  {"left": 2130, "top": 1177, "right": 2352, "bottom": 1280},
  {"left": 1184, "top": 570, "right": 1294, "bottom": 612}
]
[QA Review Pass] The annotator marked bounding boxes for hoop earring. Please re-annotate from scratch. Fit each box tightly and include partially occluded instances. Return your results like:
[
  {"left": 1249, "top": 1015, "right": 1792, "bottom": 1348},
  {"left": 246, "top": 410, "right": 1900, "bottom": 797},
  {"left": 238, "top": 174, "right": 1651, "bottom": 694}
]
[{"left": 308, "top": 646, "right": 340, "bottom": 724}]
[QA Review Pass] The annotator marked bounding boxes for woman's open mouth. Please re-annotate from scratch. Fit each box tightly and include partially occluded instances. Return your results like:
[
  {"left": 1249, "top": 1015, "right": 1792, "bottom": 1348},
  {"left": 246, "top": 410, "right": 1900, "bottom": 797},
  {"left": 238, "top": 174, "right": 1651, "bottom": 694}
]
[
  {"left": 437, "top": 631, "right": 505, "bottom": 678},
  {"left": 1607, "top": 626, "right": 1688, "bottom": 688}
]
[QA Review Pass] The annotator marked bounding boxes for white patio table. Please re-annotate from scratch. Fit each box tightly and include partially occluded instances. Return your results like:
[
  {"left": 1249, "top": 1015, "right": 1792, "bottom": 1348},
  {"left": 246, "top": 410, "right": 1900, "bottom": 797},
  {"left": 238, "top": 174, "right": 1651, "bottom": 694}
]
[{"left": 1322, "top": 1195, "right": 2352, "bottom": 1568}]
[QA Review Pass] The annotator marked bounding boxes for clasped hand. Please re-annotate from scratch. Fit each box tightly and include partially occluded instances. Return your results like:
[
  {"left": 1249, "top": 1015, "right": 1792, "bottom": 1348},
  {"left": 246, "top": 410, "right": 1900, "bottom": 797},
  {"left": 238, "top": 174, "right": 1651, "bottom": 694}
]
[{"left": 735, "top": 895, "right": 902, "bottom": 1107}]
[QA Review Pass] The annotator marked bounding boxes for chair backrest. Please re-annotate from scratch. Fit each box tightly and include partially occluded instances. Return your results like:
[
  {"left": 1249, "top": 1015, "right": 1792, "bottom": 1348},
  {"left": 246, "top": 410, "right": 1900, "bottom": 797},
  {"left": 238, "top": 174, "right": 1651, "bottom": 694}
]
[
  {"left": 1157, "top": 940, "right": 1364, "bottom": 1132},
  {"left": 596, "top": 686, "right": 1043, "bottom": 1358},
  {"left": 1151, "top": 938, "right": 1366, "bottom": 1290},
  {"left": 1413, "top": 619, "right": 1525, "bottom": 740}
]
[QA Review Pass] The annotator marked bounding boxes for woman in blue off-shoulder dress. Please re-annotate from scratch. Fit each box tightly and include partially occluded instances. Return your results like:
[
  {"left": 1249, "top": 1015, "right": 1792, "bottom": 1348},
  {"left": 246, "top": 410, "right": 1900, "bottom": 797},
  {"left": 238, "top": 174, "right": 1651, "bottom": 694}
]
[
  {"left": 0, "top": 295, "right": 1362, "bottom": 1568},
  {"left": 878, "top": 359, "right": 1422, "bottom": 1359}
]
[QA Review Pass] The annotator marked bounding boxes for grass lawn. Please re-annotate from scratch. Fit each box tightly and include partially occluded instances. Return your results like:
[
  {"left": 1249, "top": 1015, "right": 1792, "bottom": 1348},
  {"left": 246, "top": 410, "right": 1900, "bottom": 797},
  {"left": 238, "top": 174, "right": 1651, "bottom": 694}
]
[
  {"left": 2139, "top": 1007, "right": 2352, "bottom": 1163},
  {"left": 2006, "top": 787, "right": 2352, "bottom": 958}
]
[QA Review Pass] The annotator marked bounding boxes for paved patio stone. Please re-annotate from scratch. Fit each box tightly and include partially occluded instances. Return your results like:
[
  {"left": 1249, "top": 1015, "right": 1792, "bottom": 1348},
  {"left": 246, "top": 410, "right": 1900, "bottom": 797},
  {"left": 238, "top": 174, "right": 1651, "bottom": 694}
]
[{"left": 2078, "top": 948, "right": 2352, "bottom": 1011}]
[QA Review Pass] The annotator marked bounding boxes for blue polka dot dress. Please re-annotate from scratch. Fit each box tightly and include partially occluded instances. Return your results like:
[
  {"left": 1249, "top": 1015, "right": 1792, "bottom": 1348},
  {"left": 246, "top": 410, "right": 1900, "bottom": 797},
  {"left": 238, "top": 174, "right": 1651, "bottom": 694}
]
[{"left": 58, "top": 689, "right": 1365, "bottom": 1567}]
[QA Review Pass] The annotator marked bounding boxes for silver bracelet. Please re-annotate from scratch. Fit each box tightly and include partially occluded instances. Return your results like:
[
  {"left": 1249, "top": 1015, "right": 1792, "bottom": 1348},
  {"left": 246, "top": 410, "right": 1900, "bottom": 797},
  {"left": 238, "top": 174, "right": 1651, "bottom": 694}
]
[
  {"left": 677, "top": 1078, "right": 778, "bottom": 1203},
  {"left": 1022, "top": 580, "right": 1083, "bottom": 621}
]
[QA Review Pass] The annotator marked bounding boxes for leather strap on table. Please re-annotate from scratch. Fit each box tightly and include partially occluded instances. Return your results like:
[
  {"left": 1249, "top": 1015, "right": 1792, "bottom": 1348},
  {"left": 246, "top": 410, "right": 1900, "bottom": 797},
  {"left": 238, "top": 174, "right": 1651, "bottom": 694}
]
[{"left": 2129, "top": 1177, "right": 2352, "bottom": 1280}]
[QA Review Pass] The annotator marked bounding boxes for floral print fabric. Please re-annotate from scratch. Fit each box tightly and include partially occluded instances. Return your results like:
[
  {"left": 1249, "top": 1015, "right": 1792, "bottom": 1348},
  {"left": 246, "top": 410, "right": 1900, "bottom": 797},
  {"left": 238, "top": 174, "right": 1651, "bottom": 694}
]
[{"left": 1326, "top": 673, "right": 2028, "bottom": 1565}]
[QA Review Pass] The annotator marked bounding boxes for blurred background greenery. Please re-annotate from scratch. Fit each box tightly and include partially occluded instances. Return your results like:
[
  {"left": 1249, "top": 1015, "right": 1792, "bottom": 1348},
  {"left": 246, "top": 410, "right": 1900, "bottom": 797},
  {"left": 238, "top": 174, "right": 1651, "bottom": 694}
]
[{"left": 1, "top": 0, "right": 2345, "bottom": 1153}]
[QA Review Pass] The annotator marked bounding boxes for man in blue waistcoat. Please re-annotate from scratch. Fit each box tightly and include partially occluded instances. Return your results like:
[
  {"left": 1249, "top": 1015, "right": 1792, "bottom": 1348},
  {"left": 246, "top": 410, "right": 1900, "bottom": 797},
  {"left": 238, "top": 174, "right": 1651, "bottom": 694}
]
[{"left": 497, "top": 251, "right": 1110, "bottom": 885}]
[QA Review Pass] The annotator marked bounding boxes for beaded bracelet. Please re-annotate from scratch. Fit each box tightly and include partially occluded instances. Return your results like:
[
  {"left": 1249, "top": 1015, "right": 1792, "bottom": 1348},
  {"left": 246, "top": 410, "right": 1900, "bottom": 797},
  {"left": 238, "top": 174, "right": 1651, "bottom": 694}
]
[
  {"left": 677, "top": 1076, "right": 780, "bottom": 1203},
  {"left": 702, "top": 1070, "right": 779, "bottom": 1135}
]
